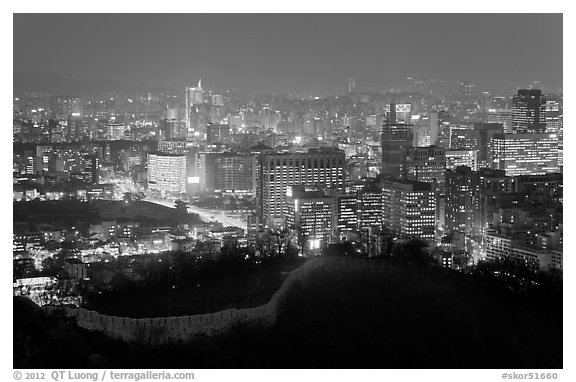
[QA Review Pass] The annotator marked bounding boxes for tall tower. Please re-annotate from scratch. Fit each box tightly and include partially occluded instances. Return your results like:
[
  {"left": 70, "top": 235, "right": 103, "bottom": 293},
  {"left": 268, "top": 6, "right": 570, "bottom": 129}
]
[
  {"left": 185, "top": 79, "right": 205, "bottom": 132},
  {"left": 512, "top": 89, "right": 546, "bottom": 133},
  {"left": 381, "top": 103, "right": 413, "bottom": 178}
]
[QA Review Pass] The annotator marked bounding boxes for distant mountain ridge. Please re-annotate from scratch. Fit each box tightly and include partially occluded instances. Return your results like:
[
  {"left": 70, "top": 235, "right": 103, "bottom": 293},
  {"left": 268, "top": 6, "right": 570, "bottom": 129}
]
[{"left": 13, "top": 72, "right": 153, "bottom": 96}]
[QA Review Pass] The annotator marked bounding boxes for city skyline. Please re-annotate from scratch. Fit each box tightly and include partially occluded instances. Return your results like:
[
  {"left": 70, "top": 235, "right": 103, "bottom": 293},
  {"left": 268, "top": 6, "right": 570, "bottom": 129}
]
[
  {"left": 14, "top": 14, "right": 563, "bottom": 95},
  {"left": 12, "top": 12, "right": 565, "bottom": 372}
]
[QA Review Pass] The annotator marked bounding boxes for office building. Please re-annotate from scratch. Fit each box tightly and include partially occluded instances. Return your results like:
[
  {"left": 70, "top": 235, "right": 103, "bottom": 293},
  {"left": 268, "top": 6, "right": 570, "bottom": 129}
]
[
  {"left": 161, "top": 119, "right": 187, "bottom": 140},
  {"left": 215, "top": 153, "right": 258, "bottom": 195},
  {"left": 445, "top": 167, "right": 482, "bottom": 235},
  {"left": 489, "top": 133, "right": 559, "bottom": 176},
  {"left": 185, "top": 80, "right": 204, "bottom": 131},
  {"left": 358, "top": 183, "right": 382, "bottom": 230},
  {"left": 381, "top": 104, "right": 413, "bottom": 178},
  {"left": 258, "top": 148, "right": 345, "bottom": 226},
  {"left": 381, "top": 178, "right": 436, "bottom": 243},
  {"left": 405, "top": 146, "right": 446, "bottom": 189},
  {"left": 337, "top": 194, "right": 358, "bottom": 233},
  {"left": 147, "top": 153, "right": 187, "bottom": 197},
  {"left": 512, "top": 89, "right": 546, "bottom": 133},
  {"left": 487, "top": 108, "right": 514, "bottom": 133},
  {"left": 206, "top": 123, "right": 231, "bottom": 144},
  {"left": 446, "top": 150, "right": 477, "bottom": 171},
  {"left": 106, "top": 123, "right": 126, "bottom": 140},
  {"left": 286, "top": 186, "right": 338, "bottom": 252}
]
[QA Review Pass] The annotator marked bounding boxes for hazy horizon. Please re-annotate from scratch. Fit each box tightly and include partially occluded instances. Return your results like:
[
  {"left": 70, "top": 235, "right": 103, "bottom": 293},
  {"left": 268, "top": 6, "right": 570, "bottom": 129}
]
[{"left": 13, "top": 14, "right": 563, "bottom": 95}]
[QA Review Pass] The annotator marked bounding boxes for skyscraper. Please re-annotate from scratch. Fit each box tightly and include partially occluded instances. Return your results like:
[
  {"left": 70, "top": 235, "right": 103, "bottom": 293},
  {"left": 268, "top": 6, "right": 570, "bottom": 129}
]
[
  {"left": 206, "top": 123, "right": 231, "bottom": 144},
  {"left": 286, "top": 186, "right": 338, "bottom": 252},
  {"left": 445, "top": 166, "right": 482, "bottom": 236},
  {"left": 489, "top": 133, "right": 559, "bottom": 176},
  {"left": 258, "top": 148, "right": 345, "bottom": 227},
  {"left": 512, "top": 89, "right": 546, "bottom": 133},
  {"left": 358, "top": 183, "right": 382, "bottom": 230},
  {"left": 147, "top": 153, "right": 187, "bottom": 198},
  {"left": 381, "top": 104, "right": 413, "bottom": 178},
  {"left": 405, "top": 145, "right": 447, "bottom": 190},
  {"left": 185, "top": 79, "right": 204, "bottom": 131},
  {"left": 381, "top": 178, "right": 436, "bottom": 243}
]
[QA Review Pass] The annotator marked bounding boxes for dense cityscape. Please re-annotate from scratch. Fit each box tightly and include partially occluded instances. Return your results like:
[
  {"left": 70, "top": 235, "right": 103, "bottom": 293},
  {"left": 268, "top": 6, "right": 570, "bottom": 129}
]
[{"left": 13, "top": 13, "right": 563, "bottom": 370}]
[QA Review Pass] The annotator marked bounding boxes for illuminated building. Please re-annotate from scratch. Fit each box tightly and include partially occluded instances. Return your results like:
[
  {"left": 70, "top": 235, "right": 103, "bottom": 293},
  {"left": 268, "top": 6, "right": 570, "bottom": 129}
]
[
  {"left": 473, "top": 123, "right": 503, "bottom": 167},
  {"left": 147, "top": 153, "right": 187, "bottom": 197},
  {"left": 49, "top": 96, "right": 82, "bottom": 120},
  {"left": 258, "top": 148, "right": 345, "bottom": 226},
  {"left": 381, "top": 104, "right": 413, "bottom": 178},
  {"left": 206, "top": 123, "right": 231, "bottom": 144},
  {"left": 381, "top": 178, "right": 436, "bottom": 243},
  {"left": 161, "top": 119, "right": 187, "bottom": 140},
  {"left": 185, "top": 79, "right": 204, "bottom": 131},
  {"left": 81, "top": 155, "right": 100, "bottom": 184},
  {"left": 106, "top": 123, "right": 126, "bottom": 140},
  {"left": 449, "top": 124, "right": 476, "bottom": 150},
  {"left": 405, "top": 145, "right": 446, "bottom": 189},
  {"left": 337, "top": 194, "right": 358, "bottom": 233},
  {"left": 545, "top": 98, "right": 563, "bottom": 169},
  {"left": 485, "top": 231, "right": 562, "bottom": 272},
  {"left": 286, "top": 186, "right": 338, "bottom": 252},
  {"left": 358, "top": 183, "right": 382, "bottom": 229},
  {"left": 512, "top": 89, "right": 546, "bottom": 133},
  {"left": 215, "top": 153, "right": 258, "bottom": 195},
  {"left": 487, "top": 108, "right": 514, "bottom": 133},
  {"left": 445, "top": 166, "right": 482, "bottom": 235},
  {"left": 489, "top": 133, "right": 559, "bottom": 176},
  {"left": 158, "top": 140, "right": 187, "bottom": 155},
  {"left": 446, "top": 150, "right": 477, "bottom": 171}
]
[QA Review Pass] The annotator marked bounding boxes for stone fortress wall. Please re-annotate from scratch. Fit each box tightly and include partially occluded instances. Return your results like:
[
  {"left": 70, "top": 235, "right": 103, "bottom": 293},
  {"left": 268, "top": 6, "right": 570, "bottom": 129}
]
[{"left": 43, "top": 257, "right": 337, "bottom": 345}]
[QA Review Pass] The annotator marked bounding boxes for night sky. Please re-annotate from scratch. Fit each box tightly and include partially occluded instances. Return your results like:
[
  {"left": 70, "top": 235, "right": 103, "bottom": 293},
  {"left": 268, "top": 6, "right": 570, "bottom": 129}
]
[{"left": 13, "top": 14, "right": 563, "bottom": 94}]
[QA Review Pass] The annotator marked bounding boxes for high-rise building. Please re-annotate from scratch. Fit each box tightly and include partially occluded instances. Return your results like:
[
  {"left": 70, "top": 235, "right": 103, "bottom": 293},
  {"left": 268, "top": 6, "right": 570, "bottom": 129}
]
[
  {"left": 449, "top": 124, "right": 477, "bottom": 150},
  {"left": 473, "top": 123, "right": 503, "bottom": 167},
  {"left": 206, "top": 123, "right": 231, "bottom": 144},
  {"left": 106, "top": 123, "right": 126, "bottom": 140},
  {"left": 81, "top": 155, "right": 100, "bottom": 184},
  {"left": 545, "top": 97, "right": 563, "bottom": 170},
  {"left": 215, "top": 153, "right": 258, "bottom": 195},
  {"left": 337, "top": 194, "right": 358, "bottom": 233},
  {"left": 358, "top": 183, "right": 382, "bottom": 230},
  {"left": 489, "top": 133, "right": 559, "bottom": 176},
  {"left": 258, "top": 148, "right": 345, "bottom": 226},
  {"left": 49, "top": 96, "right": 82, "bottom": 120},
  {"left": 445, "top": 166, "right": 482, "bottom": 235},
  {"left": 157, "top": 140, "right": 187, "bottom": 155},
  {"left": 185, "top": 80, "right": 204, "bottom": 131},
  {"left": 381, "top": 178, "right": 436, "bottom": 243},
  {"left": 147, "top": 153, "right": 187, "bottom": 197},
  {"left": 446, "top": 150, "right": 478, "bottom": 171},
  {"left": 161, "top": 119, "right": 187, "bottom": 140},
  {"left": 381, "top": 104, "right": 413, "bottom": 178},
  {"left": 512, "top": 89, "right": 546, "bottom": 133},
  {"left": 487, "top": 108, "right": 514, "bottom": 133},
  {"left": 405, "top": 146, "right": 446, "bottom": 189},
  {"left": 286, "top": 186, "right": 338, "bottom": 252}
]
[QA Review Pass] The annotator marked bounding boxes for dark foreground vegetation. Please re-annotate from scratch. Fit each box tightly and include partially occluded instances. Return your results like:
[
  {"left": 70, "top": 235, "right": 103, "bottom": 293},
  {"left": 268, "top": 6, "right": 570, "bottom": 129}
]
[
  {"left": 14, "top": 247, "right": 562, "bottom": 369},
  {"left": 85, "top": 254, "right": 304, "bottom": 317}
]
